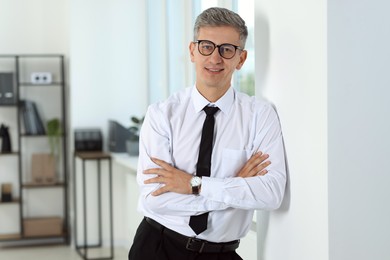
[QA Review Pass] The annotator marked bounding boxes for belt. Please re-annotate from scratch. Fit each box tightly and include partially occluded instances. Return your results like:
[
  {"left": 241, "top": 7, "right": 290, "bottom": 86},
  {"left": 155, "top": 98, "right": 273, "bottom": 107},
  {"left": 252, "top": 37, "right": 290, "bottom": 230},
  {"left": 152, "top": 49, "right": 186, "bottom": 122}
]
[{"left": 144, "top": 217, "right": 240, "bottom": 254}]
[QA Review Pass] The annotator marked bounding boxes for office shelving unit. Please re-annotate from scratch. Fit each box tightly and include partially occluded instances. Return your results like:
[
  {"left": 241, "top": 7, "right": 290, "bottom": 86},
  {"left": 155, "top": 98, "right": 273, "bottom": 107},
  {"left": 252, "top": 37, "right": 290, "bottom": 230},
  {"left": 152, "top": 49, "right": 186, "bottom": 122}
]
[{"left": 0, "top": 54, "right": 69, "bottom": 244}]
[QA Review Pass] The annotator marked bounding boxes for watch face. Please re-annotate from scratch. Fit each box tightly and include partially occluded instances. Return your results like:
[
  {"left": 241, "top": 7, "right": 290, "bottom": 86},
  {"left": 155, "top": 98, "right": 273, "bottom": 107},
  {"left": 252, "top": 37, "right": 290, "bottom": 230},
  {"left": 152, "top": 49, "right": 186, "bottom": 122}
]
[{"left": 191, "top": 176, "right": 201, "bottom": 186}]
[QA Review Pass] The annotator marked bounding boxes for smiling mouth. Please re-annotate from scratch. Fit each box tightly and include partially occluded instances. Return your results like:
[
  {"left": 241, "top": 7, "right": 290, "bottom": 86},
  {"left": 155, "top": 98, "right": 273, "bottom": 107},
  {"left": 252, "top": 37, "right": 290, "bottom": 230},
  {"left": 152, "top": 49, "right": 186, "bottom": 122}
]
[{"left": 205, "top": 67, "right": 224, "bottom": 73}]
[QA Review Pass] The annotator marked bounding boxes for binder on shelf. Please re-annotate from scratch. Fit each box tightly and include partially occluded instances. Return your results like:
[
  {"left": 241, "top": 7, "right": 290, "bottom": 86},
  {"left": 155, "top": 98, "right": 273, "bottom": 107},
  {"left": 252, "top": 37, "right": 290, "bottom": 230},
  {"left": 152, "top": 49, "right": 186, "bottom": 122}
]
[
  {"left": 19, "top": 100, "right": 46, "bottom": 135},
  {"left": 19, "top": 100, "right": 31, "bottom": 134},
  {"left": 31, "top": 102, "right": 46, "bottom": 134},
  {"left": 0, "top": 72, "right": 16, "bottom": 105}
]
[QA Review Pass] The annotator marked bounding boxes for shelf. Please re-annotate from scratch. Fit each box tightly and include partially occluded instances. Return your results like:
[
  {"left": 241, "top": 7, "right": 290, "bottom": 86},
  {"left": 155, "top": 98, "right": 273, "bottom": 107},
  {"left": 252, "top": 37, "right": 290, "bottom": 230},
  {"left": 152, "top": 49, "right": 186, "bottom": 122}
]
[
  {"left": 75, "top": 151, "right": 111, "bottom": 160},
  {"left": 22, "top": 182, "right": 65, "bottom": 188},
  {"left": 0, "top": 151, "right": 19, "bottom": 156},
  {"left": 0, "top": 199, "right": 20, "bottom": 204},
  {"left": 22, "top": 233, "right": 68, "bottom": 240},
  {"left": 0, "top": 233, "right": 22, "bottom": 241},
  {"left": 20, "top": 133, "right": 47, "bottom": 137},
  {"left": 0, "top": 104, "right": 18, "bottom": 107},
  {"left": 0, "top": 233, "right": 68, "bottom": 241},
  {"left": 17, "top": 54, "right": 64, "bottom": 58},
  {"left": 20, "top": 133, "right": 66, "bottom": 137},
  {"left": 0, "top": 54, "right": 64, "bottom": 58},
  {"left": 19, "top": 82, "right": 63, "bottom": 87},
  {"left": 0, "top": 54, "right": 69, "bottom": 246}
]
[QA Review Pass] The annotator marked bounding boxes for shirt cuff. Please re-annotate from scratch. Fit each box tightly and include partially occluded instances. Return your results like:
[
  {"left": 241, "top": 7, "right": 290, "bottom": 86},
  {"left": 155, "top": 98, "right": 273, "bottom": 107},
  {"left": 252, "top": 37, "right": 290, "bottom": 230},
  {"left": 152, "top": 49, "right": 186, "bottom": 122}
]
[{"left": 201, "top": 177, "right": 225, "bottom": 202}]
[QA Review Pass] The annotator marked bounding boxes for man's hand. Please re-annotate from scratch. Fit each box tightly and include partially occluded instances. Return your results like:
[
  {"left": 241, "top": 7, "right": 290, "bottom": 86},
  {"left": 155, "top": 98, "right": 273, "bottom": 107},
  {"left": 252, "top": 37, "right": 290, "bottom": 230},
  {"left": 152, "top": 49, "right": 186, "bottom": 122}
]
[
  {"left": 237, "top": 152, "right": 271, "bottom": 178},
  {"left": 143, "top": 158, "right": 193, "bottom": 196}
]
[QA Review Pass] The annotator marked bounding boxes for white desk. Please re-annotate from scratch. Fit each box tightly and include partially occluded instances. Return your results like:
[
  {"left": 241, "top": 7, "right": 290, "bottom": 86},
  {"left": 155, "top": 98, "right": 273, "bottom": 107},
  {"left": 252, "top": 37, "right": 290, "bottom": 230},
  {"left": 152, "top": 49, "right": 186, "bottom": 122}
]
[
  {"left": 111, "top": 153, "right": 138, "bottom": 171},
  {"left": 110, "top": 153, "right": 142, "bottom": 248}
]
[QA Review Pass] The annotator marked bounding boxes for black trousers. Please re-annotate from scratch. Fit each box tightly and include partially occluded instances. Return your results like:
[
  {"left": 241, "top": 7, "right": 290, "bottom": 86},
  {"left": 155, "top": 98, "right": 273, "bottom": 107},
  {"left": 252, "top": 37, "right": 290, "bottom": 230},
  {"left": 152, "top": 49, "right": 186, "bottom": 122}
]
[{"left": 128, "top": 218, "right": 243, "bottom": 260}]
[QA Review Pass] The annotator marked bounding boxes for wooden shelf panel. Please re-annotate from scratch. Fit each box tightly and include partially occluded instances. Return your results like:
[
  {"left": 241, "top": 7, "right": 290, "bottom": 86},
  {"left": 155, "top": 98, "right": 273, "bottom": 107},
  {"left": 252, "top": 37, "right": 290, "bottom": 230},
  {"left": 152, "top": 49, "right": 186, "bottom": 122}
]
[
  {"left": 22, "top": 182, "right": 65, "bottom": 188},
  {"left": 20, "top": 133, "right": 65, "bottom": 137},
  {"left": 75, "top": 151, "right": 111, "bottom": 160},
  {"left": 0, "top": 233, "right": 68, "bottom": 241},
  {"left": 0, "top": 198, "right": 20, "bottom": 204},
  {"left": 0, "top": 233, "right": 22, "bottom": 240},
  {"left": 20, "top": 134, "right": 47, "bottom": 137},
  {"left": 22, "top": 233, "right": 68, "bottom": 239},
  {"left": 0, "top": 152, "right": 19, "bottom": 156},
  {"left": 0, "top": 104, "right": 18, "bottom": 107},
  {"left": 19, "top": 82, "right": 63, "bottom": 87}
]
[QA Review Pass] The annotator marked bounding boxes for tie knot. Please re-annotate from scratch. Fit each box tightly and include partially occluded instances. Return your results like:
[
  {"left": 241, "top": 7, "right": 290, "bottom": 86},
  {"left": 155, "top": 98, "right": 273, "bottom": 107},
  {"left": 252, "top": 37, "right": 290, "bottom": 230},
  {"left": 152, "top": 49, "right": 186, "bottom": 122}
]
[{"left": 203, "top": 106, "right": 219, "bottom": 116}]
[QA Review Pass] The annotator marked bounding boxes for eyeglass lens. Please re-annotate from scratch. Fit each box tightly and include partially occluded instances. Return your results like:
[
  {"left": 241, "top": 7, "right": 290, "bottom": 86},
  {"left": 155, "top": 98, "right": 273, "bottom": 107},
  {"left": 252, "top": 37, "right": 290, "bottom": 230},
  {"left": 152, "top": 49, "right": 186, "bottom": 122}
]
[{"left": 198, "top": 40, "right": 237, "bottom": 59}]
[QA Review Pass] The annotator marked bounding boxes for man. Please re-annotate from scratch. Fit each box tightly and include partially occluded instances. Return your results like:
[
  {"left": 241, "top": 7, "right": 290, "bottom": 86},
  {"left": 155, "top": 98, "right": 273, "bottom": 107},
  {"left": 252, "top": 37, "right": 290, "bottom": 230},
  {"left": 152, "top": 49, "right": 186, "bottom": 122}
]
[{"left": 129, "top": 7, "right": 286, "bottom": 260}]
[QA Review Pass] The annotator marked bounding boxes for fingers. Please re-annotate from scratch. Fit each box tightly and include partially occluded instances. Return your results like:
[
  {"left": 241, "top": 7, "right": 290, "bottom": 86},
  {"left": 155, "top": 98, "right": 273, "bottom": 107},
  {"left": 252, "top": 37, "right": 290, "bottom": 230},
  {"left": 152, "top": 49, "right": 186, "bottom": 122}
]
[
  {"left": 241, "top": 152, "right": 268, "bottom": 171},
  {"left": 249, "top": 160, "right": 271, "bottom": 177},
  {"left": 237, "top": 151, "right": 271, "bottom": 178},
  {"left": 251, "top": 152, "right": 269, "bottom": 165},
  {"left": 143, "top": 166, "right": 169, "bottom": 185},
  {"left": 256, "top": 160, "right": 271, "bottom": 176},
  {"left": 144, "top": 174, "right": 164, "bottom": 184},
  {"left": 143, "top": 167, "right": 163, "bottom": 175},
  {"left": 143, "top": 157, "right": 172, "bottom": 177},
  {"left": 152, "top": 186, "right": 168, "bottom": 196},
  {"left": 151, "top": 157, "right": 174, "bottom": 170}
]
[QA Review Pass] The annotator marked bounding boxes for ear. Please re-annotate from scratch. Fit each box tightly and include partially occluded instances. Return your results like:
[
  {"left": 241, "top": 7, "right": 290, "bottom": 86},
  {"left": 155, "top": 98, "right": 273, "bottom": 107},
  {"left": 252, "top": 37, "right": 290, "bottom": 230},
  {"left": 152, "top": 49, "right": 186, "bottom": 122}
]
[
  {"left": 235, "top": 50, "right": 247, "bottom": 70},
  {"left": 189, "top": 42, "right": 196, "bottom": 62}
]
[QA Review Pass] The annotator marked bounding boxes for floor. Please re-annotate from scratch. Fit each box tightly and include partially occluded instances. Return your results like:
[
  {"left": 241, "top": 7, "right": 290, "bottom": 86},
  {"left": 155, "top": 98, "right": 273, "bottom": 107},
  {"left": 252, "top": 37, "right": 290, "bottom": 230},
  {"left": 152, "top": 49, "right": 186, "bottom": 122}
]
[{"left": 0, "top": 245, "right": 129, "bottom": 260}]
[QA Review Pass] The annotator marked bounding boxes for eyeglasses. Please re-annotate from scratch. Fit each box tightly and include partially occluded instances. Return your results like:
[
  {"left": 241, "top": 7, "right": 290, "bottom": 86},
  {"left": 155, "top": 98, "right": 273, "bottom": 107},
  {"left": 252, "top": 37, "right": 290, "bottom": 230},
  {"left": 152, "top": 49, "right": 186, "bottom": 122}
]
[{"left": 193, "top": 40, "right": 243, "bottom": 59}]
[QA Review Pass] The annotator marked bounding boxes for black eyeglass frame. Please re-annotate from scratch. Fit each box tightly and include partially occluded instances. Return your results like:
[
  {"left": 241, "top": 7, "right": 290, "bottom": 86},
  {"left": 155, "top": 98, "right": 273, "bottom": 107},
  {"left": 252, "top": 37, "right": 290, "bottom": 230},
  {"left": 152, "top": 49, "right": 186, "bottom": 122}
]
[{"left": 193, "top": 40, "right": 244, "bottom": 59}]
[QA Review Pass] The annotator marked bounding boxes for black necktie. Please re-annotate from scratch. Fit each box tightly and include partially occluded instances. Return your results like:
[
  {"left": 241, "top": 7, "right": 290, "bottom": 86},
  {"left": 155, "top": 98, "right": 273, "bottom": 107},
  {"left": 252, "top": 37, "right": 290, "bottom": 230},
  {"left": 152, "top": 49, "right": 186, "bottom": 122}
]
[{"left": 189, "top": 106, "right": 219, "bottom": 235}]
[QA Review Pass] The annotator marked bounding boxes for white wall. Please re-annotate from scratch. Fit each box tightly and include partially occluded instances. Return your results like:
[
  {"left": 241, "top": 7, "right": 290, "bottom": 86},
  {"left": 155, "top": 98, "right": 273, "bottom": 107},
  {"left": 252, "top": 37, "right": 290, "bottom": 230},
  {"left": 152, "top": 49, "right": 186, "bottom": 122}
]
[
  {"left": 328, "top": 0, "right": 390, "bottom": 259},
  {"left": 255, "top": 0, "right": 390, "bottom": 259},
  {"left": 70, "top": 0, "right": 149, "bottom": 144},
  {"left": 255, "top": 1, "right": 328, "bottom": 259},
  {"left": 0, "top": 0, "right": 69, "bottom": 54}
]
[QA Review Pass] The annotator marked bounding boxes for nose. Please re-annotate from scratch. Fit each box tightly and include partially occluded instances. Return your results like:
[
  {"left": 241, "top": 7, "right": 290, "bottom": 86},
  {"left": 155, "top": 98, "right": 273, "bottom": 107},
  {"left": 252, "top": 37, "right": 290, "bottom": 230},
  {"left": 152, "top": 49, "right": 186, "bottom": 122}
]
[{"left": 209, "top": 47, "right": 223, "bottom": 63}]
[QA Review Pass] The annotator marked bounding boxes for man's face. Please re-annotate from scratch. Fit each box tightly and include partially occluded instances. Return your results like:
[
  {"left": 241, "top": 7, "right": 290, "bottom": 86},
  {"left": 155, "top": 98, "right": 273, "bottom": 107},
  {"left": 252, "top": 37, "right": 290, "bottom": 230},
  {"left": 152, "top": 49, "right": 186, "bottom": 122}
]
[{"left": 189, "top": 26, "right": 247, "bottom": 94}]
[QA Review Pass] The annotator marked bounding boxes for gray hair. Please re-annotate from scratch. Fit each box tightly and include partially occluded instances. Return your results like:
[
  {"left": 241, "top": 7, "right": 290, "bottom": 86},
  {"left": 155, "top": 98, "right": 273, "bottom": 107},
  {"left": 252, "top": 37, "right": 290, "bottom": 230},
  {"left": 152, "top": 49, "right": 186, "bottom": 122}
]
[{"left": 193, "top": 7, "right": 248, "bottom": 48}]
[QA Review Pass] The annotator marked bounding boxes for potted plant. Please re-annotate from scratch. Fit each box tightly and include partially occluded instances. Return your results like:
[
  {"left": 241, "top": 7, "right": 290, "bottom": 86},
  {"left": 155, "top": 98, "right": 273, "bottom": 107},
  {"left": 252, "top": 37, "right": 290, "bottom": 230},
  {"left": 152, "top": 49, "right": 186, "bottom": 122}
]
[
  {"left": 126, "top": 116, "right": 143, "bottom": 156},
  {"left": 46, "top": 118, "right": 61, "bottom": 182}
]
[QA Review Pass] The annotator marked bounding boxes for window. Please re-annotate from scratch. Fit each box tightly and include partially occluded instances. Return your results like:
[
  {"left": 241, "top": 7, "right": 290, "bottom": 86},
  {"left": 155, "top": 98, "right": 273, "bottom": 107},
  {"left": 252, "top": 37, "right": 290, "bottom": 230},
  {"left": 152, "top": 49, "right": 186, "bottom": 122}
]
[
  {"left": 235, "top": 0, "right": 255, "bottom": 96},
  {"left": 147, "top": 0, "right": 192, "bottom": 104}
]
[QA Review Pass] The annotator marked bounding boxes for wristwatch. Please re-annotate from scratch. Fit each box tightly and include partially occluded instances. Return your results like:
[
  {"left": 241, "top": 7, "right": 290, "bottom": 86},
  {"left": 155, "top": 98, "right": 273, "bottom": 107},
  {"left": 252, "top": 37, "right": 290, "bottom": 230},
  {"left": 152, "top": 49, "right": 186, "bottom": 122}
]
[{"left": 190, "top": 176, "right": 202, "bottom": 195}]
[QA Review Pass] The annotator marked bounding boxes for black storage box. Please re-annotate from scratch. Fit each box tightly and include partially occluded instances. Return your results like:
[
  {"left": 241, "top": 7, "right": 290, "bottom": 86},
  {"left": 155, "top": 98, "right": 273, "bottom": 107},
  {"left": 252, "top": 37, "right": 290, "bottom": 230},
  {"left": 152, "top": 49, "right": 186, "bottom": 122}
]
[{"left": 74, "top": 129, "right": 103, "bottom": 151}]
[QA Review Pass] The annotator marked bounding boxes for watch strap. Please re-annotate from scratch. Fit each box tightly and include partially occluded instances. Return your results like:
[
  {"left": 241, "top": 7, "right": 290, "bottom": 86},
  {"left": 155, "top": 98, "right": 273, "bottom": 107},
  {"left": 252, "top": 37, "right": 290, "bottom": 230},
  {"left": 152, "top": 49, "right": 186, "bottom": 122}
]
[{"left": 192, "top": 185, "right": 200, "bottom": 195}]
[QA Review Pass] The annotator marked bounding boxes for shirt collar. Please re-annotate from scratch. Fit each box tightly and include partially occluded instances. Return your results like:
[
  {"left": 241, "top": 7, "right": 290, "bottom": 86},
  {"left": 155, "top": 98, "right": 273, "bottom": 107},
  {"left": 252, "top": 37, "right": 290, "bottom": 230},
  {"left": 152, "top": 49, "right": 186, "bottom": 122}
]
[{"left": 191, "top": 85, "right": 235, "bottom": 115}]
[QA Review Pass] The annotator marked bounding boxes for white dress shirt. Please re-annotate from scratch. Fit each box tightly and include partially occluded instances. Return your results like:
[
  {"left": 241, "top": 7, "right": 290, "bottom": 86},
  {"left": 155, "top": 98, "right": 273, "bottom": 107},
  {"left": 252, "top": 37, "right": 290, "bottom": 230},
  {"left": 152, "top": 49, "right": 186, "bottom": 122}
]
[{"left": 137, "top": 85, "right": 286, "bottom": 243}]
